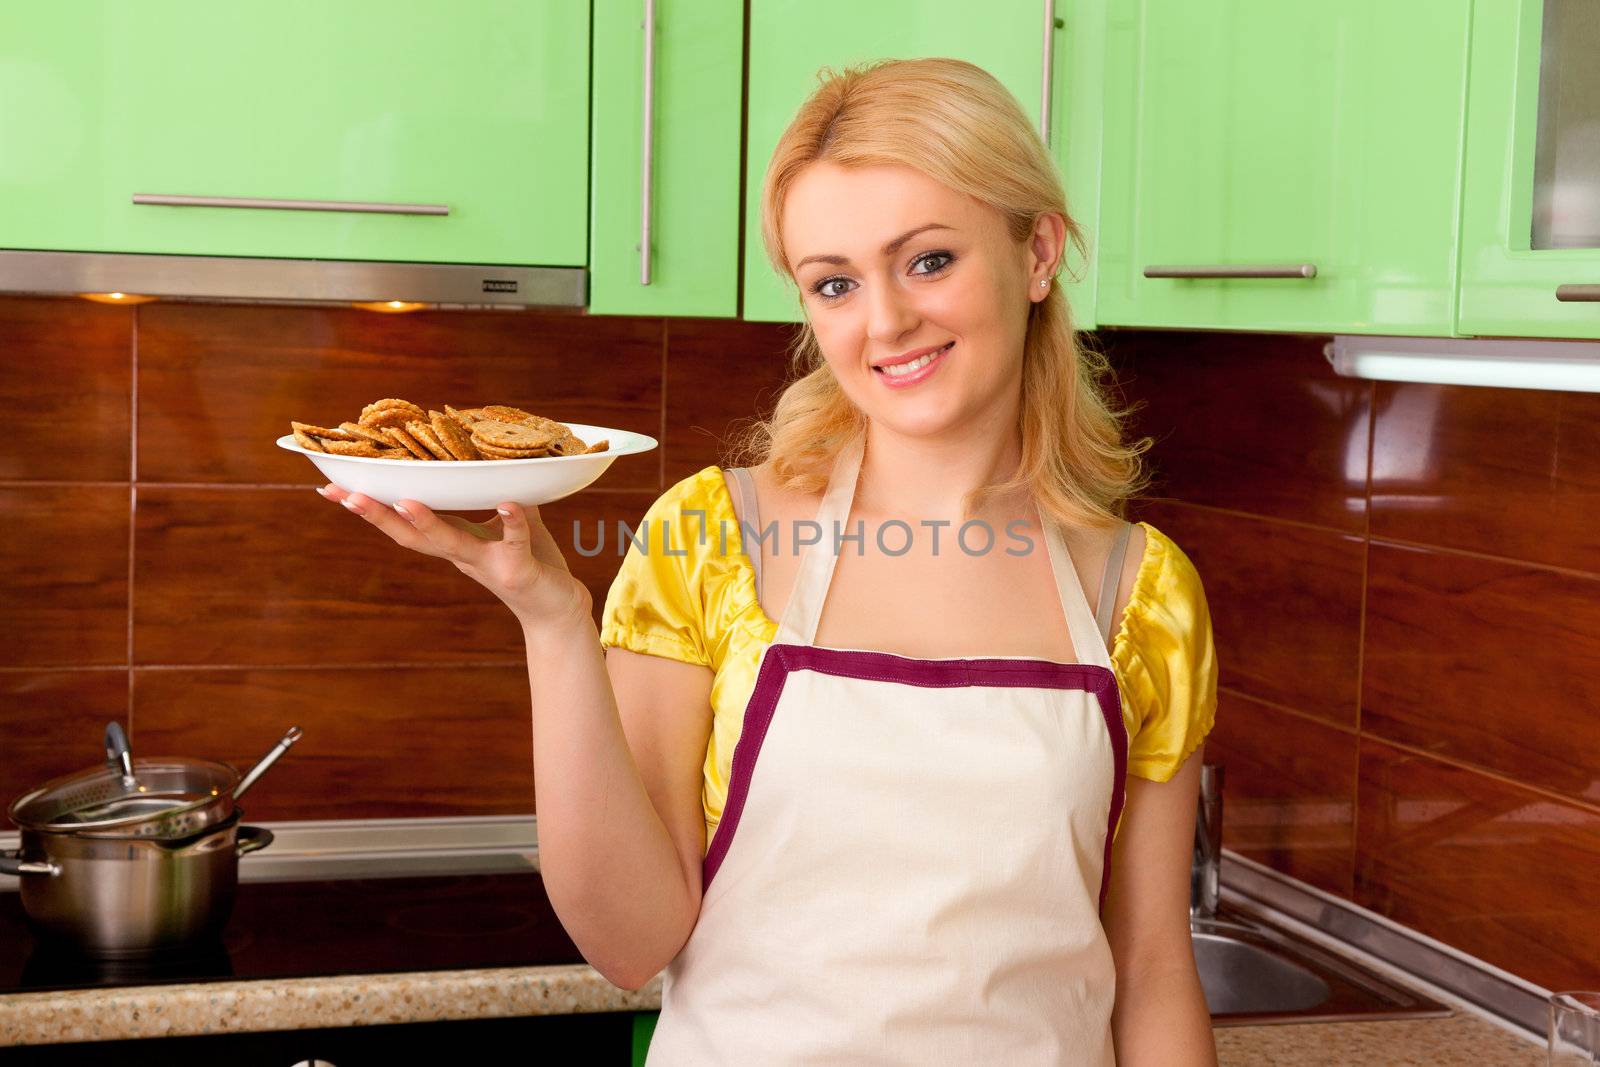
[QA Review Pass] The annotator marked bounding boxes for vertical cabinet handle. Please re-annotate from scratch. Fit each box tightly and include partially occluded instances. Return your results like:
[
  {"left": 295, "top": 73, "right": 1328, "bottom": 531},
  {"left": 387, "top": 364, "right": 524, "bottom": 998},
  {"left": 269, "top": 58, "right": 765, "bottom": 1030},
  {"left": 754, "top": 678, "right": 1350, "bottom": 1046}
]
[
  {"left": 640, "top": 0, "right": 658, "bottom": 286},
  {"left": 1039, "top": 0, "right": 1056, "bottom": 146}
]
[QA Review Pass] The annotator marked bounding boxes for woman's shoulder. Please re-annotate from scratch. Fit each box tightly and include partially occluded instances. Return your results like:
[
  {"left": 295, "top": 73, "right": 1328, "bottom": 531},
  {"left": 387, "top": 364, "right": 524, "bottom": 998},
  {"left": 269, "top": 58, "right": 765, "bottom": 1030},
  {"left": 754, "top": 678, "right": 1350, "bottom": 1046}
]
[{"left": 649, "top": 465, "right": 735, "bottom": 514}]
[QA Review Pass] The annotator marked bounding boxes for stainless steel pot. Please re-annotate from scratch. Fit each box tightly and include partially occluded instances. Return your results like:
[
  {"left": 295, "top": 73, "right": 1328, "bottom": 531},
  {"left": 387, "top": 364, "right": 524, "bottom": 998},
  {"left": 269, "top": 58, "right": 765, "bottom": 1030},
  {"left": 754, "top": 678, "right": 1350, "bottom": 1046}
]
[{"left": 0, "top": 808, "right": 273, "bottom": 956}]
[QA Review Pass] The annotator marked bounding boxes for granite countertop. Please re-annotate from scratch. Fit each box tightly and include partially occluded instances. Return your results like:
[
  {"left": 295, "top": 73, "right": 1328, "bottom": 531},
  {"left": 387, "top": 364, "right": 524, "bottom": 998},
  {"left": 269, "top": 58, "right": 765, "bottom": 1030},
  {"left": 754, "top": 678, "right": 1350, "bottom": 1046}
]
[{"left": 0, "top": 962, "right": 1549, "bottom": 1062}]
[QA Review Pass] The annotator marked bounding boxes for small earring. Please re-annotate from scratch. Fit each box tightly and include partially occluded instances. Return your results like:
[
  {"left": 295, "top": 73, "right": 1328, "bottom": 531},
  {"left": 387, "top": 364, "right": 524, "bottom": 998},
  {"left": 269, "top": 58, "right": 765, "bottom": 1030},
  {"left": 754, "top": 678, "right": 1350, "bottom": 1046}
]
[{"left": 1038, "top": 279, "right": 1048, "bottom": 288}]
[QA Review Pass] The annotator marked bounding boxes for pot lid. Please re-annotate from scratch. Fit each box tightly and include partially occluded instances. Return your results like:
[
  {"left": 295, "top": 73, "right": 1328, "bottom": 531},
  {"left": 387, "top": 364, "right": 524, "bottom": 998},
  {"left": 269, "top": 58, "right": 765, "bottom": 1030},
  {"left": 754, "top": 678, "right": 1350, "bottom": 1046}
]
[{"left": 9, "top": 758, "right": 239, "bottom": 834}]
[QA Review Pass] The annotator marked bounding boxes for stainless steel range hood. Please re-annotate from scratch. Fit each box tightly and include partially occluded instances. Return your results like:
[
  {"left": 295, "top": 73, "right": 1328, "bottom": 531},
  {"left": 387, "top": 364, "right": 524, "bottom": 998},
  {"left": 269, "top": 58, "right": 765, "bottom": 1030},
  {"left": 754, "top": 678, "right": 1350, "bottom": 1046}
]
[{"left": 0, "top": 249, "right": 587, "bottom": 310}]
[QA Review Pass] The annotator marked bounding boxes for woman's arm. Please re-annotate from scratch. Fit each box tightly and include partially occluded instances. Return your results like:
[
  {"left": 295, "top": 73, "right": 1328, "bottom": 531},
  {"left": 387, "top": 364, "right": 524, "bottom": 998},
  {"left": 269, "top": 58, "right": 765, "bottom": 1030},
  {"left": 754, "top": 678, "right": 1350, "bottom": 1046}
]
[
  {"left": 321, "top": 488, "right": 714, "bottom": 990},
  {"left": 526, "top": 622, "right": 715, "bottom": 990},
  {"left": 1102, "top": 745, "right": 1217, "bottom": 1066}
]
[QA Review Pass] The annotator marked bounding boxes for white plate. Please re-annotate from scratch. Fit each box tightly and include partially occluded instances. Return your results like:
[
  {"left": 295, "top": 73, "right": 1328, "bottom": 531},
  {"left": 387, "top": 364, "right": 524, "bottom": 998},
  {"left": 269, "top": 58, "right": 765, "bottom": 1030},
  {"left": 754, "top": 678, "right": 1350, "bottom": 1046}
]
[{"left": 277, "top": 423, "right": 658, "bottom": 510}]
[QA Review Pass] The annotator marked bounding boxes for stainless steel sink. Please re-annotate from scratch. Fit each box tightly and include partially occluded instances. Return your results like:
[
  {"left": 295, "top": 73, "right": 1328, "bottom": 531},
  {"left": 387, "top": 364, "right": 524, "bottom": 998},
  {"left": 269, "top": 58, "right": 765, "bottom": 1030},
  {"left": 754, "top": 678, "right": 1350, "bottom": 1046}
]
[{"left": 1195, "top": 906, "right": 1450, "bottom": 1026}]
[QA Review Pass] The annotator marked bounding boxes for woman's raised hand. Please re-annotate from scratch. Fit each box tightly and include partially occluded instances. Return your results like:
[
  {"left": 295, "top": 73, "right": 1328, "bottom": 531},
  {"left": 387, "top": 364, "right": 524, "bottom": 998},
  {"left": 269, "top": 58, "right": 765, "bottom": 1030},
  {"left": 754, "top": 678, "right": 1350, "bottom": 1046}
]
[{"left": 317, "top": 483, "right": 591, "bottom": 630}]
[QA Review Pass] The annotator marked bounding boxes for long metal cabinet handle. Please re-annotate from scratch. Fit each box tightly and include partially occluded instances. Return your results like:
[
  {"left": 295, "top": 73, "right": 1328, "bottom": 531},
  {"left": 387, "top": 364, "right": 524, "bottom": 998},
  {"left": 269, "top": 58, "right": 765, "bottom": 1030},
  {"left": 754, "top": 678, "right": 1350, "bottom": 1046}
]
[
  {"left": 1555, "top": 284, "right": 1600, "bottom": 302},
  {"left": 640, "top": 0, "right": 657, "bottom": 286},
  {"left": 132, "top": 193, "right": 448, "bottom": 216},
  {"left": 1144, "top": 264, "right": 1318, "bottom": 279},
  {"left": 1039, "top": 0, "right": 1056, "bottom": 145}
]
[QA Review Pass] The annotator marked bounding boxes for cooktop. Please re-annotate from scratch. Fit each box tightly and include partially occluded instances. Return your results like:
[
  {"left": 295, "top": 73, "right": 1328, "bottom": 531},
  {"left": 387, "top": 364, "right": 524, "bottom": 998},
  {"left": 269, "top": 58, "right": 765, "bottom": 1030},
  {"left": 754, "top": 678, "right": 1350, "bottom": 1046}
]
[{"left": 0, "top": 868, "right": 587, "bottom": 995}]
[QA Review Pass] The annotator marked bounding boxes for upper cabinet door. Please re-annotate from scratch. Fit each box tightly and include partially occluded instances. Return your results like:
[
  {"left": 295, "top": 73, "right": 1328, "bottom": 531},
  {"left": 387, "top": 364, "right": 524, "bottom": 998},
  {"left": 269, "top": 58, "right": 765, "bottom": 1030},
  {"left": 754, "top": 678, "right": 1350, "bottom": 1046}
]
[
  {"left": 0, "top": 2, "right": 589, "bottom": 265},
  {"left": 1096, "top": 0, "right": 1471, "bottom": 335},
  {"left": 589, "top": 0, "right": 744, "bottom": 317},
  {"left": 1459, "top": 0, "right": 1600, "bottom": 339},
  {"left": 741, "top": 0, "right": 1101, "bottom": 328}
]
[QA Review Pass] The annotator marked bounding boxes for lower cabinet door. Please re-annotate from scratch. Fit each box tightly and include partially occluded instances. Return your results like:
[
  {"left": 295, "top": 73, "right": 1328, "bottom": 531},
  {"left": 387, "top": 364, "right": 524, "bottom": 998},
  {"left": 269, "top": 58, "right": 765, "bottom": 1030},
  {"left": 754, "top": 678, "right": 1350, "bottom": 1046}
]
[{"left": 632, "top": 1010, "right": 660, "bottom": 1066}]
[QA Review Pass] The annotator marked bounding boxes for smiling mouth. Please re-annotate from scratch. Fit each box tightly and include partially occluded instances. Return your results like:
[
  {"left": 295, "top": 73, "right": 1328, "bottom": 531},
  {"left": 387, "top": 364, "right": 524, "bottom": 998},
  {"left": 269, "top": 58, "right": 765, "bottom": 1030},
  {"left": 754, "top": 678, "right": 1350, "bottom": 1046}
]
[{"left": 874, "top": 341, "right": 954, "bottom": 378}]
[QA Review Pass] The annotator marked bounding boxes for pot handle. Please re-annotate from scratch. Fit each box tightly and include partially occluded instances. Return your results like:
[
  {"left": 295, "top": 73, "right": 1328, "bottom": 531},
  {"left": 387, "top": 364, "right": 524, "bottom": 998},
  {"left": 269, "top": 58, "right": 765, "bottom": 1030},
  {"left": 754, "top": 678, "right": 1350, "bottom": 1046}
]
[
  {"left": 236, "top": 825, "right": 275, "bottom": 857},
  {"left": 104, "top": 720, "right": 135, "bottom": 786},
  {"left": 0, "top": 849, "right": 60, "bottom": 877}
]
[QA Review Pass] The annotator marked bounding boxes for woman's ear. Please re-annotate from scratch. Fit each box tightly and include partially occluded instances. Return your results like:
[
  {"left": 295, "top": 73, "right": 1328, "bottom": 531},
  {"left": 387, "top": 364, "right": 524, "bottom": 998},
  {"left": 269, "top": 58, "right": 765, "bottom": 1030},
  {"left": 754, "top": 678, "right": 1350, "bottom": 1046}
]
[{"left": 1029, "top": 211, "right": 1068, "bottom": 283}]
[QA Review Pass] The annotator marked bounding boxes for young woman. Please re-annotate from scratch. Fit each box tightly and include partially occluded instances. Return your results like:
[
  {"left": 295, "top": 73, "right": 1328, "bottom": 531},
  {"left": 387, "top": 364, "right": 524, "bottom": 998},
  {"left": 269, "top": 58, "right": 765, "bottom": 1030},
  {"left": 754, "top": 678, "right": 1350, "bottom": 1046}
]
[{"left": 320, "top": 56, "right": 1218, "bottom": 1066}]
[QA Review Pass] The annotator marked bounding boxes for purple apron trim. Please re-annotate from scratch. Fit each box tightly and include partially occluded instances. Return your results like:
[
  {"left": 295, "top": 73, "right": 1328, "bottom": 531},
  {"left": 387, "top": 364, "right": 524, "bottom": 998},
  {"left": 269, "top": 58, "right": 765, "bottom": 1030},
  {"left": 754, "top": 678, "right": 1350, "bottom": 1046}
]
[{"left": 702, "top": 643, "right": 1130, "bottom": 909}]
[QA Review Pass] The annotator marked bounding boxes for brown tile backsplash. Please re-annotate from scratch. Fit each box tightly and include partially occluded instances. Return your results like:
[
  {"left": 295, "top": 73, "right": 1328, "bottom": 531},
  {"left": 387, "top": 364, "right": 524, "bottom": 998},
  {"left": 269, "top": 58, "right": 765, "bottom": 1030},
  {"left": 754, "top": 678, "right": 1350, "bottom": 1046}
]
[
  {"left": 0, "top": 297, "right": 131, "bottom": 482},
  {"left": 0, "top": 485, "right": 130, "bottom": 668},
  {"left": 132, "top": 666, "right": 535, "bottom": 820},
  {"left": 2, "top": 297, "right": 1594, "bottom": 993},
  {"left": 136, "top": 303, "right": 663, "bottom": 486},
  {"left": 1204, "top": 688, "right": 1357, "bottom": 898},
  {"left": 663, "top": 317, "right": 796, "bottom": 484},
  {"left": 1356, "top": 737, "right": 1600, "bottom": 991},
  {"left": 1113, "top": 330, "right": 1600, "bottom": 992},
  {"left": 1137, "top": 500, "right": 1365, "bottom": 728},
  {"left": 1107, "top": 330, "right": 1371, "bottom": 532},
  {"left": 0, "top": 671, "right": 129, "bottom": 830},
  {"left": 1364, "top": 540, "right": 1600, "bottom": 806},
  {"left": 1370, "top": 381, "right": 1600, "bottom": 569}
]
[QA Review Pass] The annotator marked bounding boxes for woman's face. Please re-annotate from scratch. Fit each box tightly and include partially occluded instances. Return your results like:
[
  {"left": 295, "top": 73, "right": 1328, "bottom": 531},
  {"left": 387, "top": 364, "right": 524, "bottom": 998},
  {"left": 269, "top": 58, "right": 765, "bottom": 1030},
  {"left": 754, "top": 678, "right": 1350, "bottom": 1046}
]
[{"left": 782, "top": 161, "right": 1057, "bottom": 441}]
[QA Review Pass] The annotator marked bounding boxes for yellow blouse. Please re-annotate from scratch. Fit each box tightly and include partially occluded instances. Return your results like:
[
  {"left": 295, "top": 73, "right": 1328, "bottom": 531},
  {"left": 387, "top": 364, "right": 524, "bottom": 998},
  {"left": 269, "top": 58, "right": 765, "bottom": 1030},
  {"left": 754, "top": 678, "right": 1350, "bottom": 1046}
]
[{"left": 599, "top": 465, "right": 1218, "bottom": 849}]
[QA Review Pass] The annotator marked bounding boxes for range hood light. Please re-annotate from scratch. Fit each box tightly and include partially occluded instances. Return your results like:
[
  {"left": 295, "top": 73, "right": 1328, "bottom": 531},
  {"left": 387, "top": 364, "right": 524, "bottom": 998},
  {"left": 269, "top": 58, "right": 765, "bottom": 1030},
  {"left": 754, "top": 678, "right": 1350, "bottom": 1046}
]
[
  {"left": 80, "top": 291, "right": 158, "bottom": 305},
  {"left": 353, "top": 300, "right": 428, "bottom": 313}
]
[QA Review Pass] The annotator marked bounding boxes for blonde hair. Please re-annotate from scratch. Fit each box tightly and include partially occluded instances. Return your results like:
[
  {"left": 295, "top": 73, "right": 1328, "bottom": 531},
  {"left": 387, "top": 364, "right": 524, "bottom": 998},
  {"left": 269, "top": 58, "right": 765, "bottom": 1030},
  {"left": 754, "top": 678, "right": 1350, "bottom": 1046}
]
[{"left": 726, "top": 56, "right": 1149, "bottom": 530}]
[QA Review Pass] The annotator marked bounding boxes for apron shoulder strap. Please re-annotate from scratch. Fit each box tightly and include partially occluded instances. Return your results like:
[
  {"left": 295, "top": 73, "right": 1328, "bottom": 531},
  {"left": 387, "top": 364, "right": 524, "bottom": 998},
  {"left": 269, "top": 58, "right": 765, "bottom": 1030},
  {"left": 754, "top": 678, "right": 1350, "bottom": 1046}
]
[
  {"left": 1093, "top": 521, "right": 1134, "bottom": 647},
  {"left": 724, "top": 467, "right": 763, "bottom": 597}
]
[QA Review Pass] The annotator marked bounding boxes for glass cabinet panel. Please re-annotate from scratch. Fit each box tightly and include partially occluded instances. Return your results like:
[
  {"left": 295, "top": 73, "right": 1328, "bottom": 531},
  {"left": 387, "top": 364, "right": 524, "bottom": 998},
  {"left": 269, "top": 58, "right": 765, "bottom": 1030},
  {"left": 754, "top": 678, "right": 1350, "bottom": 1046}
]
[
  {"left": 1459, "top": 0, "right": 1600, "bottom": 339},
  {"left": 1531, "top": 0, "right": 1600, "bottom": 250}
]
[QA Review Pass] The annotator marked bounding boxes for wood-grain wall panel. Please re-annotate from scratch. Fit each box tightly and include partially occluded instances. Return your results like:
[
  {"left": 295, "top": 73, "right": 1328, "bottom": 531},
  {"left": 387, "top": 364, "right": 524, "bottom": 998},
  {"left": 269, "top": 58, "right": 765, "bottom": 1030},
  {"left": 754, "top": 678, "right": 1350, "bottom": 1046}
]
[
  {"left": 0, "top": 671, "right": 129, "bottom": 829},
  {"left": 1107, "top": 331, "right": 1370, "bottom": 532},
  {"left": 1364, "top": 541, "right": 1600, "bottom": 806},
  {"left": 1204, "top": 689, "right": 1357, "bottom": 898},
  {"left": 663, "top": 318, "right": 796, "bottom": 483},
  {"left": 1356, "top": 738, "right": 1600, "bottom": 992},
  {"left": 133, "top": 487, "right": 656, "bottom": 666},
  {"left": 1137, "top": 501, "right": 1364, "bottom": 728},
  {"left": 1370, "top": 381, "right": 1600, "bottom": 569},
  {"left": 132, "top": 666, "right": 535, "bottom": 819},
  {"left": 0, "top": 486, "right": 129, "bottom": 668},
  {"left": 0, "top": 297, "right": 130, "bottom": 483},
  {"left": 136, "top": 304, "right": 663, "bottom": 487}
]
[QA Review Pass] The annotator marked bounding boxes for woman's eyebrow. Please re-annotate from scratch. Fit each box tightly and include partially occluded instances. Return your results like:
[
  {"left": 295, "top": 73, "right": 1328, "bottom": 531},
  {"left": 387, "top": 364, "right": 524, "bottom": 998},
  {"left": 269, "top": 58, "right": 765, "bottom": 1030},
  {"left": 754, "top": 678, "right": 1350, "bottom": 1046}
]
[{"left": 793, "top": 222, "right": 955, "bottom": 271}]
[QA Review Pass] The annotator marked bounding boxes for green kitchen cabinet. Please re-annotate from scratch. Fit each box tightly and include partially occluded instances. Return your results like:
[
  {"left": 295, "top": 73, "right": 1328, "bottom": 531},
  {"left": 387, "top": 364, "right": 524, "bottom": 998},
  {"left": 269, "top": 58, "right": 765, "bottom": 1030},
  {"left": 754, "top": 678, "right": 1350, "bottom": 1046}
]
[
  {"left": 1458, "top": 0, "right": 1600, "bottom": 339},
  {"left": 631, "top": 1009, "right": 658, "bottom": 1065},
  {"left": 740, "top": 0, "right": 1105, "bottom": 330},
  {"left": 589, "top": 0, "right": 745, "bottom": 317},
  {"left": 1095, "top": 0, "right": 1471, "bottom": 335},
  {"left": 0, "top": 2, "right": 589, "bottom": 266}
]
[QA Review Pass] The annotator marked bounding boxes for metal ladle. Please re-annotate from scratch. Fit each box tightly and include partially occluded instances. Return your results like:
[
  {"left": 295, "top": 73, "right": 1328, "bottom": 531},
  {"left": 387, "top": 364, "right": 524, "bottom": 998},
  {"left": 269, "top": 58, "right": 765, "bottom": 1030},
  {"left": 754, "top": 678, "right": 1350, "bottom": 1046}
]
[{"left": 234, "top": 726, "right": 303, "bottom": 801}]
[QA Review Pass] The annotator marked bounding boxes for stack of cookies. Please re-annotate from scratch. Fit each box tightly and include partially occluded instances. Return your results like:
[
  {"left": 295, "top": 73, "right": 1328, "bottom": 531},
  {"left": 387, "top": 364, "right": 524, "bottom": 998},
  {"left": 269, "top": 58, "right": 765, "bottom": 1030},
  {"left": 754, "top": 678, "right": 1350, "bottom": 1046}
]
[{"left": 289, "top": 400, "right": 609, "bottom": 461}]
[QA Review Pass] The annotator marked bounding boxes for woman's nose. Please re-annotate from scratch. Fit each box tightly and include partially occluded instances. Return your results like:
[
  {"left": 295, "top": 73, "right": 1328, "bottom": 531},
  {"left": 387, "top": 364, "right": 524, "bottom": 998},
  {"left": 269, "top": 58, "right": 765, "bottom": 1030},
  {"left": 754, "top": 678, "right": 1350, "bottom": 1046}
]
[{"left": 864, "top": 278, "right": 920, "bottom": 343}]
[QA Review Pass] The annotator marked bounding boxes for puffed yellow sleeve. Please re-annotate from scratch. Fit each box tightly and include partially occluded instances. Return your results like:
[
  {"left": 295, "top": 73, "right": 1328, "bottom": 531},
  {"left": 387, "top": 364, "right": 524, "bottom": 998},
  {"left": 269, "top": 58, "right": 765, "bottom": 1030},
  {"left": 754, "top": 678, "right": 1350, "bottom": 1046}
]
[
  {"left": 598, "top": 469, "right": 720, "bottom": 668},
  {"left": 1112, "top": 523, "right": 1219, "bottom": 782}
]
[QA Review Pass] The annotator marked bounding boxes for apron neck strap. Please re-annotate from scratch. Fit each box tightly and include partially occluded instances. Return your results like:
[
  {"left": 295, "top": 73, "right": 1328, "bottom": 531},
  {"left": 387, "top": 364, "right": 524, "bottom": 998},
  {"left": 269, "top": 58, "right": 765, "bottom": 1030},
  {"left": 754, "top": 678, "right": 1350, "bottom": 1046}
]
[{"left": 773, "top": 434, "right": 1113, "bottom": 668}]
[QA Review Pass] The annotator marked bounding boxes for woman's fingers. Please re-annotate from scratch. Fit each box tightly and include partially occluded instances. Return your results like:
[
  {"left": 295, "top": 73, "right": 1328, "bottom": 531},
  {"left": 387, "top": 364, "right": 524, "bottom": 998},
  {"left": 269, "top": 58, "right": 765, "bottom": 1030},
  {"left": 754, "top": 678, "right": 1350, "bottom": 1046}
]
[
  {"left": 335, "top": 491, "right": 443, "bottom": 555},
  {"left": 393, "top": 498, "right": 502, "bottom": 559},
  {"left": 494, "top": 502, "right": 532, "bottom": 551}
]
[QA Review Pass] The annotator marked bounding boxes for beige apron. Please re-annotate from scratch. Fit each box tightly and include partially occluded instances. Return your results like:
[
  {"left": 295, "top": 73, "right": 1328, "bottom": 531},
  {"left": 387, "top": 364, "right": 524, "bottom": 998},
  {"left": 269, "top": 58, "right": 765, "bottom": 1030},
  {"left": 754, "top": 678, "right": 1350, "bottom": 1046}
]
[{"left": 646, "top": 437, "right": 1128, "bottom": 1066}]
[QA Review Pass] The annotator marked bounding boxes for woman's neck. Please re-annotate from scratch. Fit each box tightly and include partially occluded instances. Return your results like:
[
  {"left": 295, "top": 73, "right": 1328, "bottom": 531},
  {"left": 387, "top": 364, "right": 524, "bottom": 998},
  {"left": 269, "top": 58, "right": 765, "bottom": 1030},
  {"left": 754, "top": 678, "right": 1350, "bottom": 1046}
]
[{"left": 854, "top": 417, "right": 1028, "bottom": 525}]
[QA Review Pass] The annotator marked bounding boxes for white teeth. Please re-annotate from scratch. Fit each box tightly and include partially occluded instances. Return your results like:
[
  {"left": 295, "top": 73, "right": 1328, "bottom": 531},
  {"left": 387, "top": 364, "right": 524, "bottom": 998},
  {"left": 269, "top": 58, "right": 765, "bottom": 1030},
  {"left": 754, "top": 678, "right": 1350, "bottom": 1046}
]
[{"left": 881, "top": 343, "right": 951, "bottom": 377}]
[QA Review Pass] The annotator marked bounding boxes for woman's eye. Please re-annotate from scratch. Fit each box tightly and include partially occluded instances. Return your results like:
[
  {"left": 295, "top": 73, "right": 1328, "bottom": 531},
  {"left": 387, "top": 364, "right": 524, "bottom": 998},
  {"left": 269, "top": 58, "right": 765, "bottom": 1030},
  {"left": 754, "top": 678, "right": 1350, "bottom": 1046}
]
[{"left": 809, "top": 251, "right": 954, "bottom": 302}]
